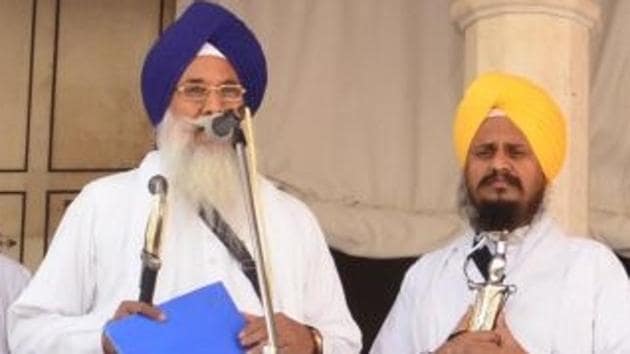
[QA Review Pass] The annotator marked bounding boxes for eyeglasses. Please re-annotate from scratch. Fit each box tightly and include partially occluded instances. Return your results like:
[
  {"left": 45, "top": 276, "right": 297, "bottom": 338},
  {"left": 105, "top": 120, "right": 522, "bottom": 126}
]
[{"left": 175, "top": 82, "right": 246, "bottom": 104}]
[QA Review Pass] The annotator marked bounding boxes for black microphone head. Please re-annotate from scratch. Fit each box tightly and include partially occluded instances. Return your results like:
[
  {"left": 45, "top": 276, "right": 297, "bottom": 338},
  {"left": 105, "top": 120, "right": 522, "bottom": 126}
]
[
  {"left": 211, "top": 111, "right": 240, "bottom": 137},
  {"left": 148, "top": 175, "right": 168, "bottom": 195}
]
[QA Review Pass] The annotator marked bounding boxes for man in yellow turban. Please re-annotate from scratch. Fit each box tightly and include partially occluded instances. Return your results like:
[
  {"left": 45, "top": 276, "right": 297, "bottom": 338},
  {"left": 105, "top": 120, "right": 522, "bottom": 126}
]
[
  {"left": 371, "top": 72, "right": 630, "bottom": 353},
  {"left": 453, "top": 72, "right": 566, "bottom": 232}
]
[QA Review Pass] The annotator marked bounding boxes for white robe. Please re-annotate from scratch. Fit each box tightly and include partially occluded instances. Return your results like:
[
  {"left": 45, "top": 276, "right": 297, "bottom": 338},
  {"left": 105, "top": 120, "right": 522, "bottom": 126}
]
[
  {"left": 0, "top": 255, "right": 30, "bottom": 354},
  {"left": 8, "top": 151, "right": 361, "bottom": 354},
  {"left": 371, "top": 215, "right": 630, "bottom": 354}
]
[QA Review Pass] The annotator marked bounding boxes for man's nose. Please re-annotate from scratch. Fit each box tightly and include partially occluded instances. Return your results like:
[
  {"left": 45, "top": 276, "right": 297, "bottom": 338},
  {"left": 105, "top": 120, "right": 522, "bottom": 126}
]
[
  {"left": 490, "top": 151, "right": 512, "bottom": 173},
  {"left": 200, "top": 91, "right": 224, "bottom": 115}
]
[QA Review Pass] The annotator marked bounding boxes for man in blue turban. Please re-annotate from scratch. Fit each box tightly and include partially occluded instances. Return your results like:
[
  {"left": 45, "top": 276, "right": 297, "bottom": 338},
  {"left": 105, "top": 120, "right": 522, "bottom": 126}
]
[{"left": 8, "top": 3, "right": 361, "bottom": 353}]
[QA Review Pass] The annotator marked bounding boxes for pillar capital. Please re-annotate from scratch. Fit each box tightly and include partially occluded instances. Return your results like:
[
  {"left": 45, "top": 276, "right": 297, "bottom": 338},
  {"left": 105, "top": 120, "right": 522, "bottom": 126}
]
[{"left": 450, "top": 0, "right": 600, "bottom": 32}]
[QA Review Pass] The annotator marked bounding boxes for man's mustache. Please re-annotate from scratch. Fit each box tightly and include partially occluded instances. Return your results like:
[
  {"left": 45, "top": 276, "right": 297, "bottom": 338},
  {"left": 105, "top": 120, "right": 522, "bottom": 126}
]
[
  {"left": 183, "top": 112, "right": 225, "bottom": 131},
  {"left": 477, "top": 169, "right": 523, "bottom": 190}
]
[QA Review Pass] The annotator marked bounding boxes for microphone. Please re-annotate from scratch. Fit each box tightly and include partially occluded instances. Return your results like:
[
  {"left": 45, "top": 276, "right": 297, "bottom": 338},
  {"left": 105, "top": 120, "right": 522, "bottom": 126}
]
[
  {"left": 139, "top": 175, "right": 168, "bottom": 304},
  {"left": 148, "top": 174, "right": 168, "bottom": 195},
  {"left": 211, "top": 110, "right": 240, "bottom": 137}
]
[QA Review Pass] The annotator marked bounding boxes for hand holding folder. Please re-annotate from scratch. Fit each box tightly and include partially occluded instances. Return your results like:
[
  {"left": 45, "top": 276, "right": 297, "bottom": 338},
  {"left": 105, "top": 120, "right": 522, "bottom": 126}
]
[{"left": 105, "top": 282, "right": 246, "bottom": 354}]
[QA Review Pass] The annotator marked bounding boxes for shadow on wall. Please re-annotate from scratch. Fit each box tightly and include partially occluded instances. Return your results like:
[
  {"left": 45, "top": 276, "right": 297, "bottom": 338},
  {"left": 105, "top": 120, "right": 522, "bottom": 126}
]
[{"left": 332, "top": 249, "right": 630, "bottom": 354}]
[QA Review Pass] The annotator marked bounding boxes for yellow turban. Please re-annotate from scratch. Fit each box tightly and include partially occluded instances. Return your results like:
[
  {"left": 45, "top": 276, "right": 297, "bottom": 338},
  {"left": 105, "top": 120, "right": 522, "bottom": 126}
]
[{"left": 453, "top": 72, "right": 567, "bottom": 181}]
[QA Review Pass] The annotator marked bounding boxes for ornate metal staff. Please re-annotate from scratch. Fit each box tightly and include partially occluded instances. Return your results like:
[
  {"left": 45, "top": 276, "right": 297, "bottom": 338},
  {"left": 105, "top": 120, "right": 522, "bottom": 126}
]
[{"left": 465, "top": 230, "right": 516, "bottom": 331}]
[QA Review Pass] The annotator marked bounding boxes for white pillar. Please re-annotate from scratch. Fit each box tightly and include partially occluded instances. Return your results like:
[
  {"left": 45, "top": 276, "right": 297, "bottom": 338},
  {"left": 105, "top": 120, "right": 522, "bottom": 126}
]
[{"left": 450, "top": 0, "right": 600, "bottom": 235}]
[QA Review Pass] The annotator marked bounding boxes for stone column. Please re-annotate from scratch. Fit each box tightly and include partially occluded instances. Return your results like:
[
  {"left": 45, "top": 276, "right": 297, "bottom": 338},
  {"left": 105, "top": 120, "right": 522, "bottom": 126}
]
[{"left": 450, "top": 0, "right": 600, "bottom": 235}]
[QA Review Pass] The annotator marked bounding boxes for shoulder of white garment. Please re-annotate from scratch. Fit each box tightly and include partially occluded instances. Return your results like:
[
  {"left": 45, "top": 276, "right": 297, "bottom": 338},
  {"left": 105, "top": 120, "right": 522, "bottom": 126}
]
[
  {"left": 81, "top": 170, "right": 137, "bottom": 196},
  {"left": 0, "top": 254, "right": 30, "bottom": 299},
  {"left": 258, "top": 177, "right": 306, "bottom": 209},
  {"left": 401, "top": 234, "right": 467, "bottom": 291},
  {"left": 0, "top": 253, "right": 29, "bottom": 273},
  {"left": 76, "top": 151, "right": 159, "bottom": 202},
  {"left": 258, "top": 177, "right": 322, "bottom": 226},
  {"left": 551, "top": 229, "right": 626, "bottom": 271}
]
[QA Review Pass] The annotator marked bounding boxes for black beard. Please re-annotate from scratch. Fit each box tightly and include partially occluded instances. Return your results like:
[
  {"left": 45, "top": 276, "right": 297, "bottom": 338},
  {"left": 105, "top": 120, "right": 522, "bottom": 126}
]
[
  {"left": 474, "top": 200, "right": 523, "bottom": 231},
  {"left": 458, "top": 177, "right": 546, "bottom": 232}
]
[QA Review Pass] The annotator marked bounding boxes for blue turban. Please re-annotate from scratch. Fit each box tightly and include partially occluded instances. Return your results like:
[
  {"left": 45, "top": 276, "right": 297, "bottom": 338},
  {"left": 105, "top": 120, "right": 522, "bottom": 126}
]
[{"left": 141, "top": 1, "right": 267, "bottom": 125}]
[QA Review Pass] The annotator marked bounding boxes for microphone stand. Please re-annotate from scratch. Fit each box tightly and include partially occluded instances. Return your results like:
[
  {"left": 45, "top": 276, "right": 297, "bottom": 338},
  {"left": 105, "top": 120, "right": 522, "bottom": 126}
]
[{"left": 229, "top": 107, "right": 279, "bottom": 354}]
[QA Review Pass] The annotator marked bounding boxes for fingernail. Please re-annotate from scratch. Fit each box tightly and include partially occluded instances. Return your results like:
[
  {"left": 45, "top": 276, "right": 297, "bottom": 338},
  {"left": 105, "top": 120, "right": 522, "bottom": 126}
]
[{"left": 159, "top": 313, "right": 166, "bottom": 321}]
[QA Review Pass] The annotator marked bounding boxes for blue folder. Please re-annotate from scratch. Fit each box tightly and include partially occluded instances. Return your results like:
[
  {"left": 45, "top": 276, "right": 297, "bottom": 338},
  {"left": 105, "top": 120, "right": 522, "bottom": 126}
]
[{"left": 104, "top": 282, "right": 246, "bottom": 354}]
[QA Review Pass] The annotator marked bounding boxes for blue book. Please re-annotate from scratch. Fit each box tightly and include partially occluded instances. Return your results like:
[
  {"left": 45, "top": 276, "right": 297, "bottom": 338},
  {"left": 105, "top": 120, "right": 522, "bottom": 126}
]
[{"left": 104, "top": 282, "right": 246, "bottom": 354}]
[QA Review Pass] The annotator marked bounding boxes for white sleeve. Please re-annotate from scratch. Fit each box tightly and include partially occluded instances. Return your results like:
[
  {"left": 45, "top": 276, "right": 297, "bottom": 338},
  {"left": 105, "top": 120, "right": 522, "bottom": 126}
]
[
  {"left": 7, "top": 189, "right": 103, "bottom": 354},
  {"left": 1, "top": 258, "right": 31, "bottom": 301},
  {"left": 0, "top": 256, "right": 31, "bottom": 354},
  {"left": 592, "top": 246, "right": 630, "bottom": 354},
  {"left": 301, "top": 210, "right": 362, "bottom": 354},
  {"left": 369, "top": 264, "right": 419, "bottom": 354}
]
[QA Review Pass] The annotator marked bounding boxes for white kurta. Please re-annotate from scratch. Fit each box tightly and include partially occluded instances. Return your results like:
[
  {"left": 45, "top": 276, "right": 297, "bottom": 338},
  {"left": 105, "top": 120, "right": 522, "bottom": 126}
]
[
  {"left": 0, "top": 255, "right": 30, "bottom": 354},
  {"left": 371, "top": 215, "right": 630, "bottom": 354},
  {"left": 8, "top": 151, "right": 361, "bottom": 354}
]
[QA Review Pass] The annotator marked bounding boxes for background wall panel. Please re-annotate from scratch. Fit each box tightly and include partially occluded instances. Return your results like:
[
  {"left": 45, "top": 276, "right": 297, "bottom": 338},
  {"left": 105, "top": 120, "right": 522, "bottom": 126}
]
[
  {"left": 0, "top": 0, "right": 34, "bottom": 171},
  {"left": 0, "top": 193, "right": 26, "bottom": 262},
  {"left": 0, "top": 0, "right": 174, "bottom": 269},
  {"left": 50, "top": 1, "right": 158, "bottom": 171}
]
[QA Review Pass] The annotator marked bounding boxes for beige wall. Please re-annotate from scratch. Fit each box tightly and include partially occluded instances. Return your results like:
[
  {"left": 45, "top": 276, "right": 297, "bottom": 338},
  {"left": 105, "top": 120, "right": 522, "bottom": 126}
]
[
  {"left": 172, "top": 1, "right": 630, "bottom": 258},
  {"left": 0, "top": 0, "right": 174, "bottom": 270},
  {"left": 3, "top": 1, "right": 628, "bottom": 267}
]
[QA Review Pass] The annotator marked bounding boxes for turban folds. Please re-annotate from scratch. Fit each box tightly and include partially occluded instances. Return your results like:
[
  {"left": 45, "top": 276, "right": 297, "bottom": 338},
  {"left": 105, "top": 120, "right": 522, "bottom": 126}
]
[
  {"left": 453, "top": 72, "right": 567, "bottom": 181},
  {"left": 141, "top": 2, "right": 267, "bottom": 125}
]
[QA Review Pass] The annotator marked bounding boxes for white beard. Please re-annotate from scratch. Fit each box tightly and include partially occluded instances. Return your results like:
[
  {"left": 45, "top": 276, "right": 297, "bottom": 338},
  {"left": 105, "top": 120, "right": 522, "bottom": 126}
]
[{"left": 156, "top": 111, "right": 251, "bottom": 245}]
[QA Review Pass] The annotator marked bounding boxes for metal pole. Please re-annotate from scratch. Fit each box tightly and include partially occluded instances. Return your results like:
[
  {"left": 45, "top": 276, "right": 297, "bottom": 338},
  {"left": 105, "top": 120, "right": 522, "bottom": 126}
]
[{"left": 234, "top": 107, "right": 279, "bottom": 353}]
